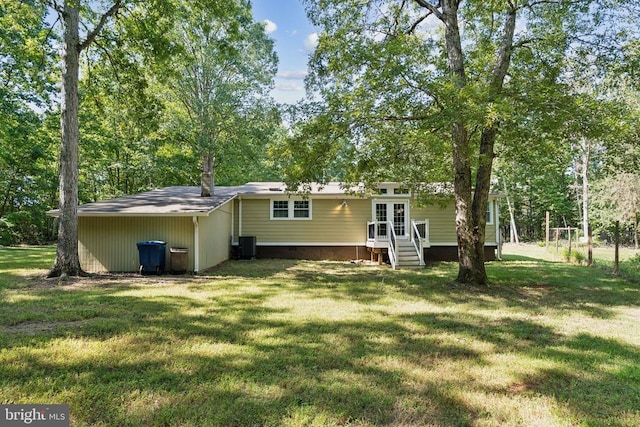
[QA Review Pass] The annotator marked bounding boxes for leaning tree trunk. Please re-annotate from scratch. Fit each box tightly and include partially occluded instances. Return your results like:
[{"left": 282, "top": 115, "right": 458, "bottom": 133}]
[{"left": 49, "top": 3, "right": 84, "bottom": 278}]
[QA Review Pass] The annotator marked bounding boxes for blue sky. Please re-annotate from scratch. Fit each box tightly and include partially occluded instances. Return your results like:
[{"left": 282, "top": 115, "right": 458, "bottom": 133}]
[{"left": 251, "top": 0, "right": 318, "bottom": 104}]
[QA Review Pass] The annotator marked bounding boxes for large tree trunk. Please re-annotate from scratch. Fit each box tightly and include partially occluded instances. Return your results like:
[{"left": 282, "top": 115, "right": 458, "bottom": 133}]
[
  {"left": 452, "top": 121, "right": 481, "bottom": 284},
  {"left": 49, "top": 2, "right": 84, "bottom": 278},
  {"left": 48, "top": 1, "right": 122, "bottom": 278},
  {"left": 437, "top": 0, "right": 516, "bottom": 285},
  {"left": 440, "top": 0, "right": 485, "bottom": 285}
]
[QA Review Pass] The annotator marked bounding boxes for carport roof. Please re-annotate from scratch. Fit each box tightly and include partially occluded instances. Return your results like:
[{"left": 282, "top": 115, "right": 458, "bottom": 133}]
[{"left": 47, "top": 186, "right": 241, "bottom": 217}]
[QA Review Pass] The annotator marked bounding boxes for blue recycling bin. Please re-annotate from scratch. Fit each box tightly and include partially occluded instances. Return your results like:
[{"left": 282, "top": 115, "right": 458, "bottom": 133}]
[{"left": 136, "top": 241, "right": 166, "bottom": 275}]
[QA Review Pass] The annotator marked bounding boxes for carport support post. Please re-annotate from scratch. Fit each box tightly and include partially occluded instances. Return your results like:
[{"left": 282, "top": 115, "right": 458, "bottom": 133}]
[
  {"left": 545, "top": 211, "right": 550, "bottom": 250},
  {"left": 192, "top": 216, "right": 199, "bottom": 273}
]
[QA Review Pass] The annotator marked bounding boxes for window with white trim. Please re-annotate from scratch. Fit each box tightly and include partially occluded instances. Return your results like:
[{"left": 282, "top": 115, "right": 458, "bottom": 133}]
[
  {"left": 272, "top": 200, "right": 289, "bottom": 218},
  {"left": 293, "top": 200, "right": 310, "bottom": 218},
  {"left": 270, "top": 199, "right": 312, "bottom": 220},
  {"left": 486, "top": 201, "right": 494, "bottom": 225}
]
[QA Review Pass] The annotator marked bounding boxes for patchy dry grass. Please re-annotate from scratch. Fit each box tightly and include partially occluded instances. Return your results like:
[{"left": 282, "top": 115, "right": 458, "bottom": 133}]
[
  {"left": 1, "top": 245, "right": 639, "bottom": 426},
  {"left": 506, "top": 242, "right": 640, "bottom": 283}
]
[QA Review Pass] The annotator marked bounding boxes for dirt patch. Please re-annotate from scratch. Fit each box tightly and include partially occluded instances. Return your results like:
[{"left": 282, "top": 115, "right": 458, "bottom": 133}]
[
  {"left": 24, "top": 273, "right": 207, "bottom": 291},
  {"left": 2, "top": 319, "right": 88, "bottom": 335}
]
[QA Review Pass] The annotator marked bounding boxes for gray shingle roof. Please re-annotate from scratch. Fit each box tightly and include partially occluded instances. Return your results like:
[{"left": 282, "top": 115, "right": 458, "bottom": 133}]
[
  {"left": 46, "top": 182, "right": 358, "bottom": 217},
  {"left": 47, "top": 186, "right": 238, "bottom": 217}
]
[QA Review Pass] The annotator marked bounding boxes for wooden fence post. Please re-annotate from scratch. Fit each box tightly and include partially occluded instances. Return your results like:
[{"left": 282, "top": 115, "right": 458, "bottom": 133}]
[
  {"left": 614, "top": 220, "right": 620, "bottom": 275},
  {"left": 568, "top": 226, "right": 572, "bottom": 258},
  {"left": 587, "top": 225, "right": 593, "bottom": 267},
  {"left": 546, "top": 211, "right": 550, "bottom": 250}
]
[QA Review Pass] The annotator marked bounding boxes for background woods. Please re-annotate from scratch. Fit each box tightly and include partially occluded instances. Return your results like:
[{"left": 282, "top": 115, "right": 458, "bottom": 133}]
[{"left": 0, "top": 0, "right": 638, "bottom": 264}]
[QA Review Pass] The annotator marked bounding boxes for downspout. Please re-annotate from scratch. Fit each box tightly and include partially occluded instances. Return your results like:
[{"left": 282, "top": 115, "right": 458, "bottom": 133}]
[
  {"left": 238, "top": 196, "right": 243, "bottom": 237},
  {"left": 192, "top": 216, "right": 199, "bottom": 273},
  {"left": 231, "top": 198, "right": 235, "bottom": 244}
]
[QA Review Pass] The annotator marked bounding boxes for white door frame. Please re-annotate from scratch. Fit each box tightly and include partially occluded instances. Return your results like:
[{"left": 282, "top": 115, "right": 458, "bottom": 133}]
[{"left": 372, "top": 200, "right": 410, "bottom": 239}]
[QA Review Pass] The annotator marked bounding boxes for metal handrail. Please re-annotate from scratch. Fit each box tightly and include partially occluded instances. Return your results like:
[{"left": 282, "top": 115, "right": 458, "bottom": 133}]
[
  {"left": 387, "top": 220, "right": 397, "bottom": 269},
  {"left": 411, "top": 220, "right": 425, "bottom": 266}
]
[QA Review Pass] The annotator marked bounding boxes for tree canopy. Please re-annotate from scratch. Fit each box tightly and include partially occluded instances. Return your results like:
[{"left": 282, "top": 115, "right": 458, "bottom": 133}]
[
  {"left": 273, "top": 0, "right": 640, "bottom": 284},
  {"left": 164, "top": 0, "right": 278, "bottom": 195},
  {"left": 0, "top": 0, "right": 280, "bottom": 276},
  {"left": 1, "top": 0, "right": 639, "bottom": 282}
]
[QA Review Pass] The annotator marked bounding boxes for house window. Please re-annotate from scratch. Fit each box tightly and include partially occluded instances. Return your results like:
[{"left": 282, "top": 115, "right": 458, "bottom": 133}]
[
  {"left": 393, "top": 187, "right": 409, "bottom": 195},
  {"left": 272, "top": 200, "right": 289, "bottom": 218},
  {"left": 271, "top": 199, "right": 312, "bottom": 220},
  {"left": 293, "top": 200, "right": 310, "bottom": 218},
  {"left": 486, "top": 201, "right": 494, "bottom": 225}
]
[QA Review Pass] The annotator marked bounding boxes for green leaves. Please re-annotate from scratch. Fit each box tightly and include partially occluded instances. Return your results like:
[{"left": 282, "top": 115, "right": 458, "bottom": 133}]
[
  {"left": 159, "top": 0, "right": 279, "bottom": 185},
  {"left": 0, "top": 0, "right": 57, "bottom": 106}
]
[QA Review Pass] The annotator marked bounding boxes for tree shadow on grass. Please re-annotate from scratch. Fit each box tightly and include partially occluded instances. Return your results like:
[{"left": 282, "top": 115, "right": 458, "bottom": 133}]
[
  {"left": 0, "top": 285, "right": 480, "bottom": 425},
  {"left": 1, "top": 259, "right": 639, "bottom": 425},
  {"left": 512, "top": 334, "right": 640, "bottom": 425},
  {"left": 0, "top": 246, "right": 55, "bottom": 291}
]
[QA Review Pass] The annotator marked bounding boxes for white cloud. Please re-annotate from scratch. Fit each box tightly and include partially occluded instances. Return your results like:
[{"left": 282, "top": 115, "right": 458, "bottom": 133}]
[
  {"left": 277, "top": 70, "right": 307, "bottom": 80},
  {"left": 303, "top": 32, "right": 319, "bottom": 53},
  {"left": 276, "top": 81, "right": 304, "bottom": 92},
  {"left": 263, "top": 19, "right": 277, "bottom": 34}
]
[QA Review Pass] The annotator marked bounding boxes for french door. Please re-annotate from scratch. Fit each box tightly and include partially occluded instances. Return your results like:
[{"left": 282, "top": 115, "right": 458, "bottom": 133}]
[{"left": 374, "top": 201, "right": 408, "bottom": 238}]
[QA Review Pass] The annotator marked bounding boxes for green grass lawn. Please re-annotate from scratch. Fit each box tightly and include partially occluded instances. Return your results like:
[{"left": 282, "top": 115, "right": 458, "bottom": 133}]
[
  {"left": 1, "top": 245, "right": 639, "bottom": 426},
  {"left": 507, "top": 242, "right": 640, "bottom": 283}
]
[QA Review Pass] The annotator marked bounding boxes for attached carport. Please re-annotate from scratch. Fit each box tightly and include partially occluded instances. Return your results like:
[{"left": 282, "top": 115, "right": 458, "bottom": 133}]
[{"left": 47, "top": 186, "right": 238, "bottom": 273}]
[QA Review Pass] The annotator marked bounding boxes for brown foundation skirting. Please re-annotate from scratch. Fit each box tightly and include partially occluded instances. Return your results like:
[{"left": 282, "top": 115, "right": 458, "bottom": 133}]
[
  {"left": 234, "top": 245, "right": 497, "bottom": 262},
  {"left": 255, "top": 245, "right": 369, "bottom": 260},
  {"left": 424, "top": 246, "right": 496, "bottom": 262}
]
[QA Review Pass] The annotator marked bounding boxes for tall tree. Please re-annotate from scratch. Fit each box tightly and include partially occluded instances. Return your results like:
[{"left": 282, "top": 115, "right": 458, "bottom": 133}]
[
  {"left": 287, "top": 0, "right": 638, "bottom": 285},
  {"left": 46, "top": 0, "right": 124, "bottom": 278},
  {"left": 1, "top": 0, "right": 58, "bottom": 244},
  {"left": 591, "top": 173, "right": 640, "bottom": 248},
  {"left": 44, "top": 0, "right": 245, "bottom": 277},
  {"left": 165, "top": 0, "right": 278, "bottom": 196},
  {"left": 79, "top": 39, "right": 165, "bottom": 200},
  {"left": 284, "top": 1, "right": 582, "bottom": 284}
]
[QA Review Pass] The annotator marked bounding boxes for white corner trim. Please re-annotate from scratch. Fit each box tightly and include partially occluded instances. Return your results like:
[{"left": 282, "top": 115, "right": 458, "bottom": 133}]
[{"left": 192, "top": 216, "right": 199, "bottom": 273}]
